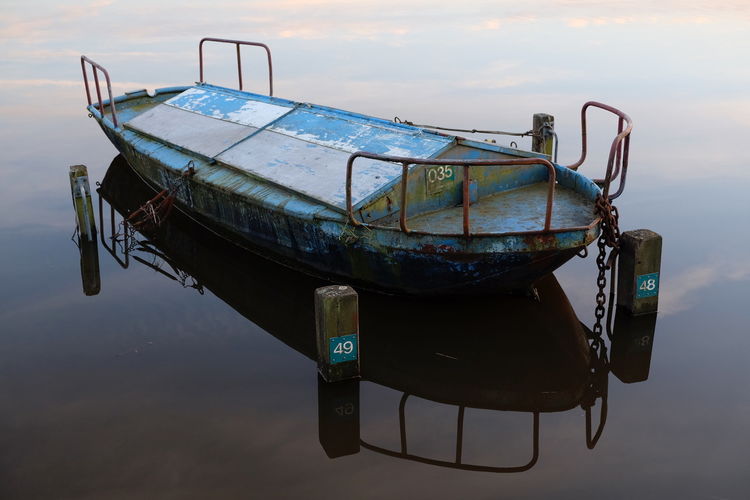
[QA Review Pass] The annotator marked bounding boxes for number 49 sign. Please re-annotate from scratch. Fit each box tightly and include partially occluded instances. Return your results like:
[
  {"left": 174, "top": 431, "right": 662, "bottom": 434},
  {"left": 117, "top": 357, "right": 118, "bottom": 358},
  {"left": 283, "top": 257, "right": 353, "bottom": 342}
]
[{"left": 329, "top": 334, "right": 358, "bottom": 364}]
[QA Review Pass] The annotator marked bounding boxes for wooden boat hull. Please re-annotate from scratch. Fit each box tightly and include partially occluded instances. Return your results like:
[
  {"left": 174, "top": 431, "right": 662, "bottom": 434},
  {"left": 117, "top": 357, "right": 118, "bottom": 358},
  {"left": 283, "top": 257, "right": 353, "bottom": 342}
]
[{"left": 92, "top": 88, "right": 599, "bottom": 295}]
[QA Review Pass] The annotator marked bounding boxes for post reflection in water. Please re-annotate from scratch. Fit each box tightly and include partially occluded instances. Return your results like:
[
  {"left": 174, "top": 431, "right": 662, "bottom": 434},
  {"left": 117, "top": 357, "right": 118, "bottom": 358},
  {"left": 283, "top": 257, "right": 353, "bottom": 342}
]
[
  {"left": 92, "top": 154, "right": 657, "bottom": 474},
  {"left": 74, "top": 231, "right": 101, "bottom": 297}
]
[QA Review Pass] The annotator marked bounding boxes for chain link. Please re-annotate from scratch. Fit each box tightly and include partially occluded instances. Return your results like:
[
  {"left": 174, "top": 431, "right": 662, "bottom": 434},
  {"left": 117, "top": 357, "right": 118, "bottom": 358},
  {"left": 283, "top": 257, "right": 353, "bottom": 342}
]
[
  {"left": 580, "top": 193, "right": 621, "bottom": 447},
  {"left": 590, "top": 194, "right": 620, "bottom": 349}
]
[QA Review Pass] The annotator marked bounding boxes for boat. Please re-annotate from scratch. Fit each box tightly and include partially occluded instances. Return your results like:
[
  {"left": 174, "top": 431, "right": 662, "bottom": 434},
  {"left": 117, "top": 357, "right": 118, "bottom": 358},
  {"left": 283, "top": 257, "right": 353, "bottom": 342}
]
[{"left": 81, "top": 37, "right": 632, "bottom": 295}]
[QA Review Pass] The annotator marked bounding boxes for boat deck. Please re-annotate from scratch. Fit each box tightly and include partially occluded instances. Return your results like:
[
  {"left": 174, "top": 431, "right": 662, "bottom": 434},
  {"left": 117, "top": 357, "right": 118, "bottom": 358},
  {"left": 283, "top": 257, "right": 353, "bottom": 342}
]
[
  {"left": 112, "top": 84, "right": 599, "bottom": 238},
  {"left": 123, "top": 84, "right": 455, "bottom": 211},
  {"left": 405, "top": 183, "right": 594, "bottom": 234}
]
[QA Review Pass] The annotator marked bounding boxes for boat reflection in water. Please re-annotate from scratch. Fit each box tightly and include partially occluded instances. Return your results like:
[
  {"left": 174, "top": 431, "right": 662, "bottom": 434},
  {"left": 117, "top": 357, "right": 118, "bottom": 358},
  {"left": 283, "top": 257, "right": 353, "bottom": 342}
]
[{"left": 93, "top": 154, "right": 657, "bottom": 473}]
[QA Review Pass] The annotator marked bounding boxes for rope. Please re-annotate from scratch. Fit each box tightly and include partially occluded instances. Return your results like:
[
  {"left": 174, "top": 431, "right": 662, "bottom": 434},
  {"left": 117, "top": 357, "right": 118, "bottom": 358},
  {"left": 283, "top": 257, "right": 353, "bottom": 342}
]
[
  {"left": 126, "top": 162, "right": 195, "bottom": 232},
  {"left": 393, "top": 117, "right": 540, "bottom": 138}
]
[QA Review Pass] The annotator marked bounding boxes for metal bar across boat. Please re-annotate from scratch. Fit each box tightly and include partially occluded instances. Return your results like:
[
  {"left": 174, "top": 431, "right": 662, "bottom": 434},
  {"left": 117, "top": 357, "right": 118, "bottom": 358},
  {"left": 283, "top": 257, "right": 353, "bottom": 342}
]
[{"left": 346, "top": 152, "right": 557, "bottom": 237}]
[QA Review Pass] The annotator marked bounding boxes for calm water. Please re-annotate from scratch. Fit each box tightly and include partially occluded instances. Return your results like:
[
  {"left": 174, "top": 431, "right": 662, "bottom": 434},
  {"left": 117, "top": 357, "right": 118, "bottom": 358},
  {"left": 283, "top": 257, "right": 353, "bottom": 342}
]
[{"left": 2, "top": 2, "right": 750, "bottom": 498}]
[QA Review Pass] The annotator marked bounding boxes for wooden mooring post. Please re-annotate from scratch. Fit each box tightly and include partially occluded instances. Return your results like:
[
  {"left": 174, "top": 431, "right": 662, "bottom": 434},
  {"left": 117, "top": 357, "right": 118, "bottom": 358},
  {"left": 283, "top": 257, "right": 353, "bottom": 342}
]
[
  {"left": 315, "top": 285, "right": 360, "bottom": 382},
  {"left": 79, "top": 239, "right": 101, "bottom": 296},
  {"left": 617, "top": 229, "right": 662, "bottom": 315},
  {"left": 611, "top": 308, "right": 657, "bottom": 383},
  {"left": 69, "top": 165, "right": 97, "bottom": 241},
  {"left": 317, "top": 375, "right": 360, "bottom": 458},
  {"left": 532, "top": 113, "right": 555, "bottom": 157}
]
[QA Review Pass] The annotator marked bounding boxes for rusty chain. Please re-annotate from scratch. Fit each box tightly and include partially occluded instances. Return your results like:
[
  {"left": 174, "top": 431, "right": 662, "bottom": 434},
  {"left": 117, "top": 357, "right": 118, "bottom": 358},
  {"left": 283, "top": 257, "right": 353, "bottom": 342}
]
[
  {"left": 591, "top": 194, "right": 620, "bottom": 349},
  {"left": 578, "top": 193, "right": 621, "bottom": 449}
]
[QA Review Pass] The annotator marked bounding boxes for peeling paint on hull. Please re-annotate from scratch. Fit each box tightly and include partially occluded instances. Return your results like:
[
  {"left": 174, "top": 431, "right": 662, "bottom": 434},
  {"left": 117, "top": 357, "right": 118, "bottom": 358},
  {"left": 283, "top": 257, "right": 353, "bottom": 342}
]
[{"left": 90, "top": 87, "right": 600, "bottom": 295}]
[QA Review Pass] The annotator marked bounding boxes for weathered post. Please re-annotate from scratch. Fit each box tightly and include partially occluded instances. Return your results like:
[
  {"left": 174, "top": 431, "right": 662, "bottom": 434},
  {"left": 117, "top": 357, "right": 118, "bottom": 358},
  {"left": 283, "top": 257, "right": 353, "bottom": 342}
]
[
  {"left": 315, "top": 285, "right": 360, "bottom": 382},
  {"left": 610, "top": 308, "right": 657, "bottom": 383},
  {"left": 69, "top": 165, "right": 97, "bottom": 241},
  {"left": 532, "top": 113, "right": 555, "bottom": 158},
  {"left": 617, "top": 229, "right": 662, "bottom": 315},
  {"left": 79, "top": 239, "right": 101, "bottom": 296},
  {"left": 317, "top": 375, "right": 360, "bottom": 458}
]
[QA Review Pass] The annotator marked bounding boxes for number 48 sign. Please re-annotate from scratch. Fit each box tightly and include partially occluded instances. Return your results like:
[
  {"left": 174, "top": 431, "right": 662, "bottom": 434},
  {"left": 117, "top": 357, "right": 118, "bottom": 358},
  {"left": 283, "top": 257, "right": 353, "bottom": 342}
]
[
  {"left": 329, "top": 334, "right": 358, "bottom": 364},
  {"left": 636, "top": 272, "right": 659, "bottom": 299}
]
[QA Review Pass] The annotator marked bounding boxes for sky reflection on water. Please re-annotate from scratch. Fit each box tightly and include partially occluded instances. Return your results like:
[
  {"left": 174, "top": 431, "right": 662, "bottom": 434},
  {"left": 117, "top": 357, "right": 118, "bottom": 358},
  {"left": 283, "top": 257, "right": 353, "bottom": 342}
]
[{"left": 1, "top": 1, "right": 749, "bottom": 498}]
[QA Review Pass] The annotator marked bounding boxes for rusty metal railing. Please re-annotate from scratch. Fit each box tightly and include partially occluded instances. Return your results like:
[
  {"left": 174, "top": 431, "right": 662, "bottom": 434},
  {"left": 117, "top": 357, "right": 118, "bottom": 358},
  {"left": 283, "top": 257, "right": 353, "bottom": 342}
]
[
  {"left": 360, "top": 393, "right": 540, "bottom": 473},
  {"left": 566, "top": 101, "right": 632, "bottom": 200},
  {"left": 199, "top": 38, "right": 273, "bottom": 96},
  {"left": 81, "top": 56, "right": 119, "bottom": 127},
  {"left": 346, "top": 153, "right": 557, "bottom": 237}
]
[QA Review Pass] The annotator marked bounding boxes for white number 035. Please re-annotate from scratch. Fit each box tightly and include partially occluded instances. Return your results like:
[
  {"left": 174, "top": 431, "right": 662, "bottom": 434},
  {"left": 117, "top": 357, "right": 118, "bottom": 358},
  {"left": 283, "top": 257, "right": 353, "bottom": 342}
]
[{"left": 427, "top": 165, "right": 453, "bottom": 183}]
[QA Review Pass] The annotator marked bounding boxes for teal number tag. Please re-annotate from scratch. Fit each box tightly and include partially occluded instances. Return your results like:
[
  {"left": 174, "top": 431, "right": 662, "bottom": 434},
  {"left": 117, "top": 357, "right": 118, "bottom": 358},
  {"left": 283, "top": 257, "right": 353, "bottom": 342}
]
[
  {"left": 329, "top": 334, "right": 358, "bottom": 364},
  {"left": 636, "top": 272, "right": 659, "bottom": 299}
]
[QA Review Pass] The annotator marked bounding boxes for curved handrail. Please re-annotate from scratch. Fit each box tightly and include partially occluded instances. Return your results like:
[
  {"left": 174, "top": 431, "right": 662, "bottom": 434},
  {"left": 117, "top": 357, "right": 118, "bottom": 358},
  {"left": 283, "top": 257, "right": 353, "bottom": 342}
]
[
  {"left": 565, "top": 101, "right": 632, "bottom": 200},
  {"left": 359, "top": 393, "right": 540, "bottom": 473},
  {"left": 199, "top": 37, "right": 273, "bottom": 96},
  {"left": 80, "top": 55, "right": 119, "bottom": 127},
  {"left": 346, "top": 153, "right": 557, "bottom": 237},
  {"left": 584, "top": 393, "right": 608, "bottom": 449}
]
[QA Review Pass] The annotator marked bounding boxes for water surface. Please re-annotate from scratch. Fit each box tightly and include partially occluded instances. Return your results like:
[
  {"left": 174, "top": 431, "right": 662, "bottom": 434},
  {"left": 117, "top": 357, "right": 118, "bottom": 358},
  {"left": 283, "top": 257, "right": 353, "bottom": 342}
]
[{"left": 1, "top": 2, "right": 749, "bottom": 498}]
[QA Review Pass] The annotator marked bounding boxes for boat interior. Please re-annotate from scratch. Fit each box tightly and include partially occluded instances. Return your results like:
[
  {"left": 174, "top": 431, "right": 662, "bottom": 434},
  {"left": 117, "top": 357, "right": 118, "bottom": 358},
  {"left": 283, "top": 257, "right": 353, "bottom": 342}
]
[{"left": 98, "top": 83, "right": 599, "bottom": 235}]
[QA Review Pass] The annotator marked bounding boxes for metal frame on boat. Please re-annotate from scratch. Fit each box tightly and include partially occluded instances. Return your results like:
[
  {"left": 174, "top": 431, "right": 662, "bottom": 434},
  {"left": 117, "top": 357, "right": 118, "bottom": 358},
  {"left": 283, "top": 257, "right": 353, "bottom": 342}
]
[{"left": 80, "top": 38, "right": 633, "bottom": 295}]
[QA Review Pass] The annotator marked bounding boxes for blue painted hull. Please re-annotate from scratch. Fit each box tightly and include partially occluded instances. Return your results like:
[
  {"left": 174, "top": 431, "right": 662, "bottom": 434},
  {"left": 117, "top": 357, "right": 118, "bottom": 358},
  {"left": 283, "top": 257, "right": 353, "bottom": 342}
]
[{"left": 92, "top": 90, "right": 599, "bottom": 295}]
